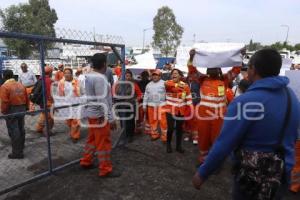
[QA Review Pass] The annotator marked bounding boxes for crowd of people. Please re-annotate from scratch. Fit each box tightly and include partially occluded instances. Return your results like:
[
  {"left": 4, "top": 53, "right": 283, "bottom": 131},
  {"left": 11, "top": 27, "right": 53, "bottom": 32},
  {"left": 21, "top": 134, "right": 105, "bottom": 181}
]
[{"left": 0, "top": 48, "right": 300, "bottom": 198}]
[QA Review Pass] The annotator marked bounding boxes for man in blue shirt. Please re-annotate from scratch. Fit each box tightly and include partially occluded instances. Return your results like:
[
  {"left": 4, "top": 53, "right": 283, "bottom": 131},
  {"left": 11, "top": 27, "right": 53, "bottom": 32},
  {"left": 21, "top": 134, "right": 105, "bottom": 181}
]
[{"left": 193, "top": 49, "right": 300, "bottom": 199}]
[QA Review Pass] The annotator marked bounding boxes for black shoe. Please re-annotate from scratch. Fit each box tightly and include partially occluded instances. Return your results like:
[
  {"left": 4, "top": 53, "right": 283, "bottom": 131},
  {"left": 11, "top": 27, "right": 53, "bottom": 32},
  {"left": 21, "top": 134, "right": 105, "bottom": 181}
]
[
  {"left": 100, "top": 171, "right": 122, "bottom": 178},
  {"left": 72, "top": 138, "right": 79, "bottom": 143},
  {"left": 176, "top": 147, "right": 185, "bottom": 154},
  {"left": 80, "top": 164, "right": 95, "bottom": 170},
  {"left": 8, "top": 153, "right": 24, "bottom": 159},
  {"left": 128, "top": 136, "right": 134, "bottom": 143},
  {"left": 167, "top": 144, "right": 172, "bottom": 153}
]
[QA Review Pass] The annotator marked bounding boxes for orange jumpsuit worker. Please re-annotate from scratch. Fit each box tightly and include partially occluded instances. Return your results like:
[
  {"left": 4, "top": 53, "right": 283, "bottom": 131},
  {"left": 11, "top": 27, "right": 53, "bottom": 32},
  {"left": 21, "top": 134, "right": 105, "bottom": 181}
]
[
  {"left": 55, "top": 64, "right": 64, "bottom": 82},
  {"left": 58, "top": 68, "right": 81, "bottom": 143},
  {"left": 188, "top": 49, "right": 240, "bottom": 164},
  {"left": 80, "top": 53, "right": 120, "bottom": 178},
  {"left": 114, "top": 64, "right": 122, "bottom": 79},
  {"left": 165, "top": 69, "right": 192, "bottom": 153},
  {"left": 36, "top": 65, "right": 54, "bottom": 135},
  {"left": 184, "top": 64, "right": 201, "bottom": 145},
  {"left": 143, "top": 69, "right": 167, "bottom": 142},
  {"left": 0, "top": 70, "right": 28, "bottom": 159},
  {"left": 290, "top": 138, "right": 300, "bottom": 193}
]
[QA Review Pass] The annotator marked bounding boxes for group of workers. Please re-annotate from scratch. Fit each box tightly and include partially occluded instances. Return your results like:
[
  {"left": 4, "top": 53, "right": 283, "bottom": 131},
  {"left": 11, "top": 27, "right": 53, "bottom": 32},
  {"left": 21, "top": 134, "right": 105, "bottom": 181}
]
[{"left": 0, "top": 49, "right": 299, "bottom": 192}]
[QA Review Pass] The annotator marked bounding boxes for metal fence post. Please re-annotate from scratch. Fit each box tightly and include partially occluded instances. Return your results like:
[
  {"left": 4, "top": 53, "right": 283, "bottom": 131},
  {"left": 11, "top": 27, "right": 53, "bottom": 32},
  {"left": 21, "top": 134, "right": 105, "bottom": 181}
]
[
  {"left": 39, "top": 40, "right": 53, "bottom": 173},
  {"left": 121, "top": 46, "right": 126, "bottom": 81}
]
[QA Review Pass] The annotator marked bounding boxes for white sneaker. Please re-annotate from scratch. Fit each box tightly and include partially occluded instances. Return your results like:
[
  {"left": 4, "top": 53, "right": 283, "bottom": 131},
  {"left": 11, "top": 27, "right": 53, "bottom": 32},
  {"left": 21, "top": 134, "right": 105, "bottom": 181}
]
[
  {"left": 193, "top": 140, "right": 198, "bottom": 145},
  {"left": 184, "top": 137, "right": 190, "bottom": 142}
]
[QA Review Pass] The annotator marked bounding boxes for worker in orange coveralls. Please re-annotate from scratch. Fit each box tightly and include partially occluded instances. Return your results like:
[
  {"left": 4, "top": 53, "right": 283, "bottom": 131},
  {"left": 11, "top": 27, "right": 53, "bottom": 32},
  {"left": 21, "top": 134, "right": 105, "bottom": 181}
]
[
  {"left": 0, "top": 70, "right": 28, "bottom": 159},
  {"left": 114, "top": 62, "right": 122, "bottom": 79},
  {"left": 165, "top": 69, "right": 193, "bottom": 153},
  {"left": 36, "top": 65, "right": 54, "bottom": 135},
  {"left": 80, "top": 53, "right": 120, "bottom": 178},
  {"left": 188, "top": 49, "right": 240, "bottom": 164},
  {"left": 183, "top": 64, "right": 201, "bottom": 145},
  {"left": 143, "top": 69, "right": 167, "bottom": 142},
  {"left": 55, "top": 64, "right": 65, "bottom": 81},
  {"left": 58, "top": 68, "right": 81, "bottom": 143},
  {"left": 290, "top": 131, "right": 300, "bottom": 193}
]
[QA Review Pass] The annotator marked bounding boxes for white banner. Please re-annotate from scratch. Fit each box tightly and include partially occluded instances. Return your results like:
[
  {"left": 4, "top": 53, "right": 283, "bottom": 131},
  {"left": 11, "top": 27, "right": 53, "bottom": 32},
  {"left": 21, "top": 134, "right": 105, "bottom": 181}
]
[
  {"left": 285, "top": 70, "right": 300, "bottom": 100},
  {"left": 285, "top": 70, "right": 300, "bottom": 139},
  {"left": 192, "top": 43, "right": 245, "bottom": 68}
]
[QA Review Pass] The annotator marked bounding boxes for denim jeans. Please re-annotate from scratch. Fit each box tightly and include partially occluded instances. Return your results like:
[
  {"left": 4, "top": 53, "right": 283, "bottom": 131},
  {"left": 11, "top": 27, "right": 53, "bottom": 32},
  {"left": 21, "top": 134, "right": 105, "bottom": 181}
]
[{"left": 5, "top": 105, "right": 27, "bottom": 155}]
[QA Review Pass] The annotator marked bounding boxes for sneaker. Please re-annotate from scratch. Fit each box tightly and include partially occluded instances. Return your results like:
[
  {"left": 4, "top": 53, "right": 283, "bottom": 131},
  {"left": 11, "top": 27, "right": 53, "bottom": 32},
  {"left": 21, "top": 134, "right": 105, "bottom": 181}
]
[
  {"left": 100, "top": 171, "right": 122, "bottom": 178},
  {"left": 8, "top": 153, "right": 24, "bottom": 159},
  {"left": 192, "top": 140, "right": 198, "bottom": 145},
  {"left": 184, "top": 137, "right": 190, "bottom": 142}
]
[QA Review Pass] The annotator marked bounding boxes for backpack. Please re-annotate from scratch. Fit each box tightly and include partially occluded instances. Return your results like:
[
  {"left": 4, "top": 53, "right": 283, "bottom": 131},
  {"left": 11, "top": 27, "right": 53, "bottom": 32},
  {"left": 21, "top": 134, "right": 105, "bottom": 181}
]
[{"left": 29, "top": 79, "right": 44, "bottom": 106}]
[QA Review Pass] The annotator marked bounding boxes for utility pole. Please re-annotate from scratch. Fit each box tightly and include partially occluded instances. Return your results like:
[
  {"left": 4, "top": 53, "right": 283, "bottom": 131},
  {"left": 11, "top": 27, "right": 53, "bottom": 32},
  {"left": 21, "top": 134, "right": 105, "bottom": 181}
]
[
  {"left": 142, "top": 28, "right": 152, "bottom": 52},
  {"left": 281, "top": 24, "right": 289, "bottom": 45}
]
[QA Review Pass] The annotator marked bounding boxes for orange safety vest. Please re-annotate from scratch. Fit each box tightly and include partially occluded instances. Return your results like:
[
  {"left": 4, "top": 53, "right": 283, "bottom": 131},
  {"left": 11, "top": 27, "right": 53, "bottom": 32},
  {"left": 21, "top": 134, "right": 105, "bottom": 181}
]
[
  {"left": 58, "top": 79, "right": 80, "bottom": 97},
  {"left": 0, "top": 79, "right": 28, "bottom": 113},
  {"left": 165, "top": 80, "right": 192, "bottom": 116},
  {"left": 55, "top": 71, "right": 64, "bottom": 82},
  {"left": 199, "top": 78, "right": 227, "bottom": 109}
]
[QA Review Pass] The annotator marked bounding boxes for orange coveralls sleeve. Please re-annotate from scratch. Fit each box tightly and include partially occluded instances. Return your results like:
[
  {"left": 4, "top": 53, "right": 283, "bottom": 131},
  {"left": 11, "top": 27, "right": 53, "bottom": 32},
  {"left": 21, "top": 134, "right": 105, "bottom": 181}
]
[
  {"left": 55, "top": 71, "right": 64, "bottom": 82},
  {"left": 226, "top": 88, "right": 235, "bottom": 104},
  {"left": 290, "top": 140, "right": 300, "bottom": 192},
  {"left": 0, "top": 86, "right": 10, "bottom": 113},
  {"left": 134, "top": 83, "right": 143, "bottom": 102}
]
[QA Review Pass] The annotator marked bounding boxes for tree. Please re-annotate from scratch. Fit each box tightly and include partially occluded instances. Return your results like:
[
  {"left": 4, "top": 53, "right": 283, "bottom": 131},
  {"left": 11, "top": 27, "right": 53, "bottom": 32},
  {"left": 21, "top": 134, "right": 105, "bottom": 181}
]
[
  {"left": 152, "top": 6, "right": 183, "bottom": 57},
  {"left": 294, "top": 43, "right": 300, "bottom": 51},
  {"left": 247, "top": 39, "right": 263, "bottom": 51},
  {"left": 0, "top": 0, "right": 58, "bottom": 58},
  {"left": 267, "top": 42, "right": 295, "bottom": 51}
]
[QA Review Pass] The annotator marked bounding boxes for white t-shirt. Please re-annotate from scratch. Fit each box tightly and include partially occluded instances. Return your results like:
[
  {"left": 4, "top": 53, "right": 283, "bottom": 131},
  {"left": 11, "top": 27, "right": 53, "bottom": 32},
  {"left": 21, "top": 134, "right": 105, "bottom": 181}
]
[{"left": 18, "top": 70, "right": 37, "bottom": 87}]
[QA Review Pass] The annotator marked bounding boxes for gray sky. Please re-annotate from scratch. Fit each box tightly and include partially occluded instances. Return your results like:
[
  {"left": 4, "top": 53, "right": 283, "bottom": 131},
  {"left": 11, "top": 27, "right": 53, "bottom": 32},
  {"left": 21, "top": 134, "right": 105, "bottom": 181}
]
[{"left": 1, "top": 0, "right": 300, "bottom": 46}]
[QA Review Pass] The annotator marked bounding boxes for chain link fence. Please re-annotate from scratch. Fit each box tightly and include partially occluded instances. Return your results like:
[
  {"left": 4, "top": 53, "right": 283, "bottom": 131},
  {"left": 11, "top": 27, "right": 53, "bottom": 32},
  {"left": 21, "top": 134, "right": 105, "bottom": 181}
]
[{"left": 0, "top": 28, "right": 125, "bottom": 195}]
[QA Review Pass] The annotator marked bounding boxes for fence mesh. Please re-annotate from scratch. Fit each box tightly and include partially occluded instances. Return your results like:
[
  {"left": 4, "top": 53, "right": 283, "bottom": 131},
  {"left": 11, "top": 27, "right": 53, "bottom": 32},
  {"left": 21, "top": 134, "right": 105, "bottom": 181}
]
[{"left": 0, "top": 29, "right": 124, "bottom": 194}]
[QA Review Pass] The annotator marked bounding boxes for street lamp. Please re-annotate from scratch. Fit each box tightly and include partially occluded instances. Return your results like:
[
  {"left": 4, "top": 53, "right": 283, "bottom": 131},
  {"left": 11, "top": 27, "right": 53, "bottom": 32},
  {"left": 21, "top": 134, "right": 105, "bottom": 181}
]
[
  {"left": 142, "top": 27, "right": 152, "bottom": 52},
  {"left": 281, "top": 24, "right": 289, "bottom": 44}
]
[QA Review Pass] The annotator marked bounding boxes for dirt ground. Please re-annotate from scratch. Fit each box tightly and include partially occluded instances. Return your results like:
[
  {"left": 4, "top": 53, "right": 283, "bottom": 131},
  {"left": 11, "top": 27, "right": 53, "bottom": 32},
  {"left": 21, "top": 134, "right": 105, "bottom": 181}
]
[{"left": 0, "top": 116, "right": 300, "bottom": 200}]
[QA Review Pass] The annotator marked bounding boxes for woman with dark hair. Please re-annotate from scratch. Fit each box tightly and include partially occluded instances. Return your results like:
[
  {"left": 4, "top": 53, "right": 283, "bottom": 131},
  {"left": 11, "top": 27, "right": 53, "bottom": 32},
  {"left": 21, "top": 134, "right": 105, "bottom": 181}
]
[
  {"left": 137, "top": 70, "right": 150, "bottom": 132},
  {"left": 164, "top": 69, "right": 192, "bottom": 153},
  {"left": 114, "top": 69, "right": 142, "bottom": 142},
  {"left": 138, "top": 70, "right": 150, "bottom": 93}
]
